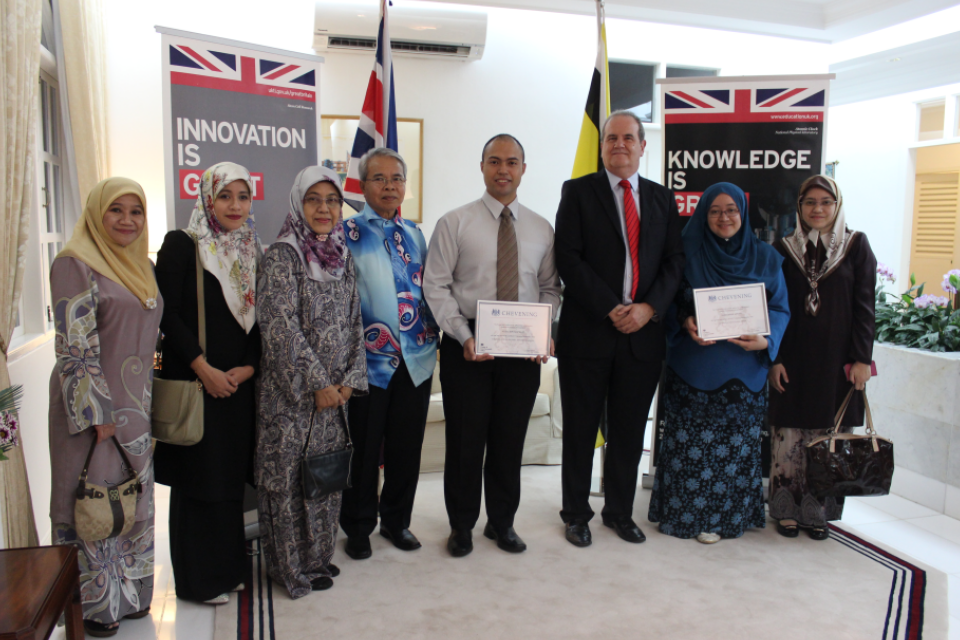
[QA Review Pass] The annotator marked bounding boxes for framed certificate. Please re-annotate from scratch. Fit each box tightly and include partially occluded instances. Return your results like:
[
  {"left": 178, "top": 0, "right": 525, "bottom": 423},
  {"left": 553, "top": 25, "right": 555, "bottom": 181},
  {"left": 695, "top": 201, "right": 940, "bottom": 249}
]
[
  {"left": 693, "top": 283, "right": 770, "bottom": 341},
  {"left": 475, "top": 300, "right": 552, "bottom": 357}
]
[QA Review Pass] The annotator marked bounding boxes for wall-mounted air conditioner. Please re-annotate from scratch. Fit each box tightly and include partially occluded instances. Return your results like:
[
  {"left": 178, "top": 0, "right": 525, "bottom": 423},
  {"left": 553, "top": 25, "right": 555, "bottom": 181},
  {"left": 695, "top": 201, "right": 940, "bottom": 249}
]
[{"left": 314, "top": 2, "right": 487, "bottom": 61}]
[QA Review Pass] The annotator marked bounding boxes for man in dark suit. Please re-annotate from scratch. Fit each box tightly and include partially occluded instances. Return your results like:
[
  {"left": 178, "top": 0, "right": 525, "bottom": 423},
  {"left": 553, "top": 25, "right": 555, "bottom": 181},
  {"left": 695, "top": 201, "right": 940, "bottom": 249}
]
[{"left": 554, "top": 110, "right": 684, "bottom": 547}]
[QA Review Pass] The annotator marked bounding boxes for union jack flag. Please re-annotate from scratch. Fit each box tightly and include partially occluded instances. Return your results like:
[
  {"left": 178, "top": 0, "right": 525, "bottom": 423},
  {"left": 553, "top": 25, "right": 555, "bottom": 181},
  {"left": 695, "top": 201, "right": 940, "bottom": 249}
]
[
  {"left": 664, "top": 86, "right": 826, "bottom": 124},
  {"left": 168, "top": 43, "right": 317, "bottom": 102},
  {"left": 343, "top": 0, "right": 399, "bottom": 212}
]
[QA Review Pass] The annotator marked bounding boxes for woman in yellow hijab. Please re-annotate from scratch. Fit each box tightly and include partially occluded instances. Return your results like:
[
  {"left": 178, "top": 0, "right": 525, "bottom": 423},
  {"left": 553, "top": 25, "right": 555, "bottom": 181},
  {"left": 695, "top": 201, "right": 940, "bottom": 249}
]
[{"left": 49, "top": 177, "right": 163, "bottom": 637}]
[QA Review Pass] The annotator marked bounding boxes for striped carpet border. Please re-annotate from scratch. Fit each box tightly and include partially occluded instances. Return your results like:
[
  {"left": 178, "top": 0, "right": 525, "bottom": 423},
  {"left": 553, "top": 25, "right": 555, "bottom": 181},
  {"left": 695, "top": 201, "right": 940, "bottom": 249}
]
[
  {"left": 233, "top": 528, "right": 929, "bottom": 640},
  {"left": 829, "top": 523, "right": 927, "bottom": 640},
  {"left": 236, "top": 539, "right": 275, "bottom": 640}
]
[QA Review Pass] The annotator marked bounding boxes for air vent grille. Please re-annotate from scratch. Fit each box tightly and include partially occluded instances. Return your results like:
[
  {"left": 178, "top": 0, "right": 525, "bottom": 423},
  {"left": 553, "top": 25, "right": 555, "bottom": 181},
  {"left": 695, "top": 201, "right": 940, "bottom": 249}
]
[{"left": 327, "top": 37, "right": 469, "bottom": 57}]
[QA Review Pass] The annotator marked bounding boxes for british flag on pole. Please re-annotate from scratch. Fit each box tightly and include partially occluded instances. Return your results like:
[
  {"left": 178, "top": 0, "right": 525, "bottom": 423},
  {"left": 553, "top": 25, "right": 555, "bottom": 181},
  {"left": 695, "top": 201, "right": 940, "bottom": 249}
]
[{"left": 343, "top": 0, "right": 399, "bottom": 212}]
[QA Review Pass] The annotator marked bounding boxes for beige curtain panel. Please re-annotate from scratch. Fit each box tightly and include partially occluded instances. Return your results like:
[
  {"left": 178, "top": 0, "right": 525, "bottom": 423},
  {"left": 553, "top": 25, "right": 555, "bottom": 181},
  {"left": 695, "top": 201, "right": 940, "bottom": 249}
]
[
  {"left": 59, "top": 0, "right": 108, "bottom": 198},
  {"left": 0, "top": 0, "right": 43, "bottom": 548}
]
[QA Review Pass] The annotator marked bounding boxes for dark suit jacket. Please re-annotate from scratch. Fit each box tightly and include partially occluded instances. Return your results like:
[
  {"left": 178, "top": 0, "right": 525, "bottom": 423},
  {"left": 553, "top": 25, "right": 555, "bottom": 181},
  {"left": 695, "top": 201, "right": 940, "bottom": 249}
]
[{"left": 555, "top": 170, "right": 684, "bottom": 361}]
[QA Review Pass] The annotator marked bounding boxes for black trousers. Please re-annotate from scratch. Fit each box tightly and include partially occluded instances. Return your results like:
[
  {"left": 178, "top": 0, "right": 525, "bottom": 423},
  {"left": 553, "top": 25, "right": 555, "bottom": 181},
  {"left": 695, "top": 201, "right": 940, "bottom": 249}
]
[
  {"left": 558, "top": 334, "right": 661, "bottom": 523},
  {"left": 440, "top": 333, "right": 541, "bottom": 532},
  {"left": 169, "top": 489, "right": 246, "bottom": 601},
  {"left": 340, "top": 360, "right": 432, "bottom": 538}
]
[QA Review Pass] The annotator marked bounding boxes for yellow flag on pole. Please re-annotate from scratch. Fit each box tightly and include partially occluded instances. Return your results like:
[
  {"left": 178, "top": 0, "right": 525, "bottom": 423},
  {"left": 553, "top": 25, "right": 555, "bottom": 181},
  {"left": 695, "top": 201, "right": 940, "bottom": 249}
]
[{"left": 571, "top": 0, "right": 611, "bottom": 180}]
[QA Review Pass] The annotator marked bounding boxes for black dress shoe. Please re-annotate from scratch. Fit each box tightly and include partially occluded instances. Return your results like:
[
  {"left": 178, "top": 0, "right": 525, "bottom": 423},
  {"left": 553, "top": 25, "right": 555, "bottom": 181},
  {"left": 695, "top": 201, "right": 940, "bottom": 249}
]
[
  {"left": 379, "top": 526, "right": 422, "bottom": 551},
  {"left": 311, "top": 576, "right": 333, "bottom": 591},
  {"left": 344, "top": 536, "right": 372, "bottom": 560},
  {"left": 483, "top": 522, "right": 527, "bottom": 553},
  {"left": 447, "top": 529, "right": 473, "bottom": 557},
  {"left": 776, "top": 521, "right": 800, "bottom": 538},
  {"left": 327, "top": 563, "right": 340, "bottom": 577},
  {"left": 808, "top": 527, "right": 830, "bottom": 541},
  {"left": 602, "top": 515, "right": 646, "bottom": 543},
  {"left": 565, "top": 520, "right": 592, "bottom": 547}
]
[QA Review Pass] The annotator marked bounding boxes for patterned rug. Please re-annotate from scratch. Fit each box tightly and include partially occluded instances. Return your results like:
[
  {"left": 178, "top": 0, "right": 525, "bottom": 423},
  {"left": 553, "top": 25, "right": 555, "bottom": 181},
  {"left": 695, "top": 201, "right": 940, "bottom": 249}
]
[{"left": 216, "top": 467, "right": 948, "bottom": 640}]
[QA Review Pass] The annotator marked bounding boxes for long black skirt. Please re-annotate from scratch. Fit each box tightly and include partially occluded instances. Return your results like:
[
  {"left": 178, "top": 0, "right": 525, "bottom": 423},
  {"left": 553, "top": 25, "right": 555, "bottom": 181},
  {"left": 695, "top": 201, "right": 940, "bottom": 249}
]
[{"left": 169, "top": 489, "right": 246, "bottom": 601}]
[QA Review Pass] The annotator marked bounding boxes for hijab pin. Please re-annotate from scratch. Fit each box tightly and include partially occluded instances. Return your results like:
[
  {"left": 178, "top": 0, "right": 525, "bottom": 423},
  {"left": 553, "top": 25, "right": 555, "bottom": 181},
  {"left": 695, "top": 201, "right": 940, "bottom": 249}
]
[
  {"left": 144, "top": 298, "right": 158, "bottom": 310},
  {"left": 316, "top": 233, "right": 329, "bottom": 241}
]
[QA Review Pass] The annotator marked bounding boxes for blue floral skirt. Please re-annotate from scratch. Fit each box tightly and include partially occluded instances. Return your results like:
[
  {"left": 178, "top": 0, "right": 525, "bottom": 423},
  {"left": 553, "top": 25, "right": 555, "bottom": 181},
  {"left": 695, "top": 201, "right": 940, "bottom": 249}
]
[{"left": 648, "top": 367, "right": 767, "bottom": 539}]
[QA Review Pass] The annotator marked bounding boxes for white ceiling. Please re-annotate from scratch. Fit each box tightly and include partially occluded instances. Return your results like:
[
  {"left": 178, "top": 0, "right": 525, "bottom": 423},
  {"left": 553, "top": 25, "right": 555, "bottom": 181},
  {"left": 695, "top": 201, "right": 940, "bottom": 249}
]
[{"left": 426, "top": 0, "right": 960, "bottom": 42}]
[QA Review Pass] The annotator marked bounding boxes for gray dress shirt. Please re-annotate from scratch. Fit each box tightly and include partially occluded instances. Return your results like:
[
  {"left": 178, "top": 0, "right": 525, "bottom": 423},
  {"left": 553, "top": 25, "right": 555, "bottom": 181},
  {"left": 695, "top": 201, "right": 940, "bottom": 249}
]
[
  {"left": 605, "top": 170, "right": 641, "bottom": 305},
  {"left": 424, "top": 191, "right": 562, "bottom": 344}
]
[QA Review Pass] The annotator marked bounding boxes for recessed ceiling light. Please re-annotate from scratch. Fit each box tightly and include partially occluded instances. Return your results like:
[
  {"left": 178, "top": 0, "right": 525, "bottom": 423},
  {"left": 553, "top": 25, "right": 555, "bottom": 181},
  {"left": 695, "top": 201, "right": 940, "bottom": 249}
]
[{"left": 889, "top": 57, "right": 901, "bottom": 62}]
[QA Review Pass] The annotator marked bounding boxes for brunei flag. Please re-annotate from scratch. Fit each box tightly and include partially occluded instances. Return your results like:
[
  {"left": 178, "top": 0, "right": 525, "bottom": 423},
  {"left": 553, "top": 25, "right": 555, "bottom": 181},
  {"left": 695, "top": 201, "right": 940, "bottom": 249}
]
[
  {"left": 571, "top": 0, "right": 611, "bottom": 179},
  {"left": 573, "top": 1, "right": 612, "bottom": 449}
]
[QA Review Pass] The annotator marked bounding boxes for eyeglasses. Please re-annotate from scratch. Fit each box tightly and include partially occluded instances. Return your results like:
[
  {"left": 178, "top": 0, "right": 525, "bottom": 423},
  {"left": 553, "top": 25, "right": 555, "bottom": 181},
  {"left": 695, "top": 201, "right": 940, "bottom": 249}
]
[
  {"left": 303, "top": 196, "right": 343, "bottom": 208},
  {"left": 707, "top": 208, "right": 739, "bottom": 220},
  {"left": 801, "top": 199, "right": 837, "bottom": 209},
  {"left": 365, "top": 176, "right": 406, "bottom": 187}
]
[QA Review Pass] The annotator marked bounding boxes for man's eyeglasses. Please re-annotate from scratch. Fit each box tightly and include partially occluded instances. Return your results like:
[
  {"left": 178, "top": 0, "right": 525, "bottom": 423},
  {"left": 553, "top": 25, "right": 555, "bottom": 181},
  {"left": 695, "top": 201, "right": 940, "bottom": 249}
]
[
  {"left": 303, "top": 196, "right": 343, "bottom": 208},
  {"left": 365, "top": 176, "right": 406, "bottom": 187}
]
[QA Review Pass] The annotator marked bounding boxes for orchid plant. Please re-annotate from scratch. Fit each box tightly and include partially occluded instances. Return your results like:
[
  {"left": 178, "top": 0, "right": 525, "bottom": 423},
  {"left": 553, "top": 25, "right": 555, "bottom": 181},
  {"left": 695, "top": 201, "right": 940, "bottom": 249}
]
[
  {"left": 0, "top": 385, "right": 23, "bottom": 462},
  {"left": 875, "top": 267, "right": 960, "bottom": 352}
]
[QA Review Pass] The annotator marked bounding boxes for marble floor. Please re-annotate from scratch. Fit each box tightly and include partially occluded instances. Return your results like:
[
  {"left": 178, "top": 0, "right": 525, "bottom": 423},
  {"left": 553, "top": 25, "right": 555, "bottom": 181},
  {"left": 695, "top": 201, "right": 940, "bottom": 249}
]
[{"left": 51, "top": 462, "right": 960, "bottom": 640}]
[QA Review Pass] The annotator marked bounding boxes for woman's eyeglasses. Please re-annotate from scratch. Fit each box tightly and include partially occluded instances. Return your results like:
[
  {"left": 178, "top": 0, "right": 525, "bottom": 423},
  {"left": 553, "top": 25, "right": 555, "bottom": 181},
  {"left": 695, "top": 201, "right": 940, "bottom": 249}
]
[
  {"left": 800, "top": 199, "right": 837, "bottom": 209},
  {"left": 303, "top": 196, "right": 343, "bottom": 208}
]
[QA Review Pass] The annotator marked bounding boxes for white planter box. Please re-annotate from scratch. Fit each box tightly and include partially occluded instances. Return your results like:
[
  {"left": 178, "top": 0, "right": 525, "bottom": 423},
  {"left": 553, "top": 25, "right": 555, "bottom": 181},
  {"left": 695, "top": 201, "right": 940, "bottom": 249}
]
[{"left": 870, "top": 342, "right": 960, "bottom": 517}]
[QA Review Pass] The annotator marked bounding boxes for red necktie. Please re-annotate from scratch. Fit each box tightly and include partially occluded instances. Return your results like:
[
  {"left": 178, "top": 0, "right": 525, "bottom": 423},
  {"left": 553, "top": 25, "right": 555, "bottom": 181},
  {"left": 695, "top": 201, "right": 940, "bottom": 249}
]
[{"left": 619, "top": 179, "right": 640, "bottom": 300}]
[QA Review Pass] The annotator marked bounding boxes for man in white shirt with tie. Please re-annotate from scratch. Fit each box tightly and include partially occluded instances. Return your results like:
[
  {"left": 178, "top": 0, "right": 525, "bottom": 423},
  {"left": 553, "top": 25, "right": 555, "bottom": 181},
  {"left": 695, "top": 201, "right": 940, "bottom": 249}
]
[{"left": 423, "top": 134, "right": 561, "bottom": 557}]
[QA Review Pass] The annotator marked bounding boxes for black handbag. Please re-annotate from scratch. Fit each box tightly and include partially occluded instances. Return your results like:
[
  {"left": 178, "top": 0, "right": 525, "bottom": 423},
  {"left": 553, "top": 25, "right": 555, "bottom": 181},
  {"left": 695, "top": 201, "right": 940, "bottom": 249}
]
[
  {"left": 300, "top": 405, "right": 353, "bottom": 500},
  {"left": 805, "top": 387, "right": 894, "bottom": 499}
]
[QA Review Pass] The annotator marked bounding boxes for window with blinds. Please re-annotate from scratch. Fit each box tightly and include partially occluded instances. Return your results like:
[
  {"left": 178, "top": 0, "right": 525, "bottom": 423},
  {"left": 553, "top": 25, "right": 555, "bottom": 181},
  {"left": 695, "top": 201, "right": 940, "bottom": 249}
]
[{"left": 910, "top": 172, "right": 960, "bottom": 294}]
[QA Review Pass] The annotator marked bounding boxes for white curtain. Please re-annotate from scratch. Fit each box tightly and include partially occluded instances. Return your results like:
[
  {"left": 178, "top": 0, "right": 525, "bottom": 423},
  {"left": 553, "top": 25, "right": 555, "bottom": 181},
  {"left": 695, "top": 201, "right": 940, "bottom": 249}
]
[{"left": 0, "top": 0, "right": 43, "bottom": 548}]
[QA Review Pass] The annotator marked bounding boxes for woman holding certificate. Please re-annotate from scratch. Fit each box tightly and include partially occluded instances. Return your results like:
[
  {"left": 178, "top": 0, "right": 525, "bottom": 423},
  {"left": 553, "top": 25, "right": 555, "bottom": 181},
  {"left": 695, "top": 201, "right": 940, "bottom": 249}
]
[
  {"left": 648, "top": 182, "right": 790, "bottom": 544},
  {"left": 767, "top": 175, "right": 876, "bottom": 541}
]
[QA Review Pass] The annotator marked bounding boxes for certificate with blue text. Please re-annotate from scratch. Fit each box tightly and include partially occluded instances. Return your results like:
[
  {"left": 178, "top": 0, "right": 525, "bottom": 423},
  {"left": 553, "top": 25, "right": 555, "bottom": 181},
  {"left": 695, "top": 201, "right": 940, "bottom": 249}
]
[
  {"left": 693, "top": 283, "right": 770, "bottom": 341},
  {"left": 475, "top": 300, "right": 552, "bottom": 357}
]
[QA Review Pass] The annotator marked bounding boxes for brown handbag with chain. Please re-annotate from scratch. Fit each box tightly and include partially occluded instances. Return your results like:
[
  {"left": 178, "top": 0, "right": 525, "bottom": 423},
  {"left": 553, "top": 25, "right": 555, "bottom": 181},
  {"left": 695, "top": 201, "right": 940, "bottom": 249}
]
[
  {"left": 805, "top": 386, "right": 894, "bottom": 499},
  {"left": 152, "top": 238, "right": 205, "bottom": 446},
  {"left": 74, "top": 433, "right": 142, "bottom": 541}
]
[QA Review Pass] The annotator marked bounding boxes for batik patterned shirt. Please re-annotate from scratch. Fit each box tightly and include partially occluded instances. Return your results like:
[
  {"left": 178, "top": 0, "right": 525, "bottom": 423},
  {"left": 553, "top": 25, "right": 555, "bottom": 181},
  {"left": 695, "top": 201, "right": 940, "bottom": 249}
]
[{"left": 344, "top": 206, "right": 438, "bottom": 389}]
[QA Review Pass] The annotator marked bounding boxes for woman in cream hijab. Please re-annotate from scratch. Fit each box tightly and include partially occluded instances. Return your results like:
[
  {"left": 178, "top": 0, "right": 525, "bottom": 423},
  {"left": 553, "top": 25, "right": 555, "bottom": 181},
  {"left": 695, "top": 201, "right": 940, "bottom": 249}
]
[
  {"left": 154, "top": 162, "right": 263, "bottom": 606},
  {"left": 49, "top": 177, "right": 162, "bottom": 637},
  {"left": 768, "top": 175, "right": 877, "bottom": 541}
]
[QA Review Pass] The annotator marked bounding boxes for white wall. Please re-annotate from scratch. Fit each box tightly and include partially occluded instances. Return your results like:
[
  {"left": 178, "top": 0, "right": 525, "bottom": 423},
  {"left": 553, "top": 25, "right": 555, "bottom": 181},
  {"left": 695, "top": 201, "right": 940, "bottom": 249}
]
[
  {"left": 102, "top": 0, "right": 831, "bottom": 244},
  {"left": 825, "top": 81, "right": 960, "bottom": 285}
]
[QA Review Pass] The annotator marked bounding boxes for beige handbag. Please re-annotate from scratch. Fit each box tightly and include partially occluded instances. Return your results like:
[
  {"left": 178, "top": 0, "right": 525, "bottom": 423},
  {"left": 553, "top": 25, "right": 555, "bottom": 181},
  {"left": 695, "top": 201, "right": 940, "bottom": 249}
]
[
  {"left": 151, "top": 239, "right": 205, "bottom": 446},
  {"left": 75, "top": 434, "right": 141, "bottom": 541}
]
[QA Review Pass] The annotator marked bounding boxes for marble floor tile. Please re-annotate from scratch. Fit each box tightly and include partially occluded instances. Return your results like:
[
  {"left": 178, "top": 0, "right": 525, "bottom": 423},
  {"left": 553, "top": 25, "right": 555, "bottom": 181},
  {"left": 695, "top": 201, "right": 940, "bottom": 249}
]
[
  {"left": 909, "top": 515, "right": 960, "bottom": 546},
  {"left": 861, "top": 493, "right": 941, "bottom": 520},
  {"left": 840, "top": 498, "right": 901, "bottom": 526},
  {"left": 849, "top": 520, "right": 960, "bottom": 574}
]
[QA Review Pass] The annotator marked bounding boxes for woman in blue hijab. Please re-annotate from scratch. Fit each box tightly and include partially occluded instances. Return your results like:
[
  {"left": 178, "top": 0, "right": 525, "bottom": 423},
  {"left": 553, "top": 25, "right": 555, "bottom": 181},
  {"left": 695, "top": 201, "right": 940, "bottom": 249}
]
[{"left": 648, "top": 183, "right": 790, "bottom": 544}]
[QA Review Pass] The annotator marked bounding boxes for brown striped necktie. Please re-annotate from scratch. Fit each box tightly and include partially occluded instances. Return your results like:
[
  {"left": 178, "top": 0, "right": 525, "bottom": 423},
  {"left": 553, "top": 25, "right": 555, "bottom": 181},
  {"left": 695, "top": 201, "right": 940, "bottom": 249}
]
[{"left": 496, "top": 207, "right": 519, "bottom": 302}]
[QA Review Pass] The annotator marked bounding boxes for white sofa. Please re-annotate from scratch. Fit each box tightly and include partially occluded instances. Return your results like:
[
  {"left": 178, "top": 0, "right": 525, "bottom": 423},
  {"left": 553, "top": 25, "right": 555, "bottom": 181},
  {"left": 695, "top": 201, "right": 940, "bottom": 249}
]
[{"left": 419, "top": 358, "right": 563, "bottom": 473}]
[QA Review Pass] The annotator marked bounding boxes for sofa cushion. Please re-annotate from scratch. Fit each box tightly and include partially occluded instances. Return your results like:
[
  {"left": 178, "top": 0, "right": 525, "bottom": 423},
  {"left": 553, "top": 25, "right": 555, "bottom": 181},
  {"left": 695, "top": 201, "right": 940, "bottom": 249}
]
[
  {"left": 426, "top": 394, "right": 444, "bottom": 423},
  {"left": 529, "top": 392, "right": 551, "bottom": 418}
]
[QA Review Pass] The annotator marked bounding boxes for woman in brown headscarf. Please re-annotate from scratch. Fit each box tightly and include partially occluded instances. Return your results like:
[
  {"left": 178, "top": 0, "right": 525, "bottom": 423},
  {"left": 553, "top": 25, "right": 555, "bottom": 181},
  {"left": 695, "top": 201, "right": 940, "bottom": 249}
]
[
  {"left": 767, "top": 175, "right": 877, "bottom": 541},
  {"left": 48, "top": 178, "right": 162, "bottom": 637}
]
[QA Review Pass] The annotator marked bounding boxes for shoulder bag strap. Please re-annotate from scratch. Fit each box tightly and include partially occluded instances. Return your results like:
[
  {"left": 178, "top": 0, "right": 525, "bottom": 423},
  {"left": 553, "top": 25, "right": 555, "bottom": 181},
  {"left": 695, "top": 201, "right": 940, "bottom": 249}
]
[
  {"left": 301, "top": 409, "right": 318, "bottom": 458},
  {"left": 301, "top": 405, "right": 354, "bottom": 458},
  {"left": 75, "top": 432, "right": 99, "bottom": 497},
  {"left": 194, "top": 239, "right": 206, "bottom": 353},
  {"left": 339, "top": 405, "right": 353, "bottom": 448},
  {"left": 831, "top": 387, "right": 856, "bottom": 433},
  {"left": 109, "top": 436, "right": 143, "bottom": 491}
]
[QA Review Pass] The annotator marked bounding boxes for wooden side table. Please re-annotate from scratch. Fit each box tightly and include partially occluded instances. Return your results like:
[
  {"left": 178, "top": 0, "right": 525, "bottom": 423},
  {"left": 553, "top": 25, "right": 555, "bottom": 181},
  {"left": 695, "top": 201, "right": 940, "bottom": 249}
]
[{"left": 0, "top": 545, "right": 83, "bottom": 640}]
